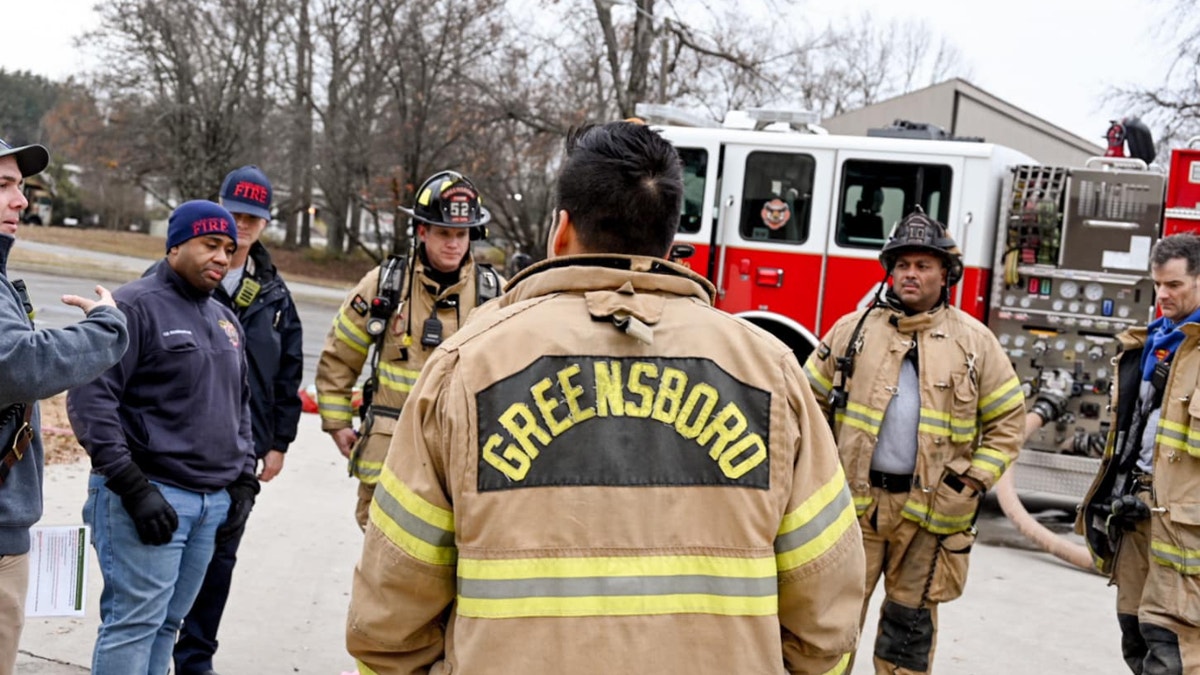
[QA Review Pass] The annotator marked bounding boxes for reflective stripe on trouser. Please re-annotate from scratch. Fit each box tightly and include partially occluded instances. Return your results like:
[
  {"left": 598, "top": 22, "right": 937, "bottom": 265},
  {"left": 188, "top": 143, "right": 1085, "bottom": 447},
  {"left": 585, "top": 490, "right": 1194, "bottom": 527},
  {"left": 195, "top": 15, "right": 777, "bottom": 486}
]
[
  {"left": 858, "top": 489, "right": 944, "bottom": 674},
  {"left": 1131, "top": 507, "right": 1200, "bottom": 674},
  {"left": 1112, "top": 491, "right": 1200, "bottom": 674}
]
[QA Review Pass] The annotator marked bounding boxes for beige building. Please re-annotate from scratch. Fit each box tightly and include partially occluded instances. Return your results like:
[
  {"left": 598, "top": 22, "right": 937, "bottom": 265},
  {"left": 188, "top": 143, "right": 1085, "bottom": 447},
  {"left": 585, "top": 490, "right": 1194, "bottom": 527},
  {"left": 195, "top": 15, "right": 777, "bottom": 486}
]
[{"left": 823, "top": 78, "right": 1105, "bottom": 166}]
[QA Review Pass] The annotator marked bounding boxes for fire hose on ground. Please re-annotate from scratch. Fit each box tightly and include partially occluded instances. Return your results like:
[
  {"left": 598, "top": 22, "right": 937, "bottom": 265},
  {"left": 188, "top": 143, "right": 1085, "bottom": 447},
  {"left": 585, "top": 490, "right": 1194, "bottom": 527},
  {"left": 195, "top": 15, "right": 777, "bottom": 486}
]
[{"left": 993, "top": 374, "right": 1095, "bottom": 572}]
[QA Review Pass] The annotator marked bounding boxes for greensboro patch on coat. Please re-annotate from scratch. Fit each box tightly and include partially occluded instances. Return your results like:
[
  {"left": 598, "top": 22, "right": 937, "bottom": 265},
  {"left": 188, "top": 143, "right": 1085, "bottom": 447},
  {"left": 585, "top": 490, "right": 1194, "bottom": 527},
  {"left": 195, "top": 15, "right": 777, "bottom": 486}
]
[{"left": 476, "top": 355, "right": 770, "bottom": 491}]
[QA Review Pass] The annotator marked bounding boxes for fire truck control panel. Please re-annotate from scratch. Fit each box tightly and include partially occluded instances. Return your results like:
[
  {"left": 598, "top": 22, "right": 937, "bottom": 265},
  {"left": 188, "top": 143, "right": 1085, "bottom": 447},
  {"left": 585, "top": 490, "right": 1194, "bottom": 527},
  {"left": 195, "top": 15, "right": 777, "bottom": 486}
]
[{"left": 988, "top": 162, "right": 1165, "bottom": 478}]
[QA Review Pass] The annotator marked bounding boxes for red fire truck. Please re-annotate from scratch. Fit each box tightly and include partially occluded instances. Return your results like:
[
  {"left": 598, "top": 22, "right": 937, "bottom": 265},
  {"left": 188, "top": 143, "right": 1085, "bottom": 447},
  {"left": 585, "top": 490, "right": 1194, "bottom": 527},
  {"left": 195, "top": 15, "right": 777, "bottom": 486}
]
[{"left": 642, "top": 104, "right": 1173, "bottom": 501}]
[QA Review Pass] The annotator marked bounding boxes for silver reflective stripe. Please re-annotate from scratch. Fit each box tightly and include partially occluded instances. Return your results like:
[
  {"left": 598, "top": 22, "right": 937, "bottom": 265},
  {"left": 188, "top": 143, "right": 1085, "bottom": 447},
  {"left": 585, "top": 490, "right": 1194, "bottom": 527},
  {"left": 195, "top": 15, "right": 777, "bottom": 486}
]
[
  {"left": 459, "top": 574, "right": 776, "bottom": 600},
  {"left": 774, "top": 485, "right": 853, "bottom": 555},
  {"left": 372, "top": 480, "right": 454, "bottom": 548}
]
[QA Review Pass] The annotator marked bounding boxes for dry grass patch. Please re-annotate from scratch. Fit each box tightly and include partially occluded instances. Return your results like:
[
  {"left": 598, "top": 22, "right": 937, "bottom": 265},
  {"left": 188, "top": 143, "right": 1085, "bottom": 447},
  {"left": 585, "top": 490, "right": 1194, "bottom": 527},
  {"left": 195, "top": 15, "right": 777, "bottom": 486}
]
[{"left": 40, "top": 394, "right": 85, "bottom": 465}]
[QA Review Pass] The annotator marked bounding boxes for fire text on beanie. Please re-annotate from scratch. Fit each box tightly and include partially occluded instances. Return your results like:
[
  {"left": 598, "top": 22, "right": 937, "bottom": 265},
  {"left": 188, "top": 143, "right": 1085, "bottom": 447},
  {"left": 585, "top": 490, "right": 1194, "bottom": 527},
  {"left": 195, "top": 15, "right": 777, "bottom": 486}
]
[{"left": 166, "top": 201, "right": 237, "bottom": 252}]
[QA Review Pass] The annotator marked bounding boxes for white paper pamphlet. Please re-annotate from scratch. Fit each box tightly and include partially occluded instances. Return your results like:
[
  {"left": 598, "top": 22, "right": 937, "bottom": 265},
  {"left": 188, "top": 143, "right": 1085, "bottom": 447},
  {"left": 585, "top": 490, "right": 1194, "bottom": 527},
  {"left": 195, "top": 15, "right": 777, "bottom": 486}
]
[{"left": 24, "top": 525, "right": 88, "bottom": 617}]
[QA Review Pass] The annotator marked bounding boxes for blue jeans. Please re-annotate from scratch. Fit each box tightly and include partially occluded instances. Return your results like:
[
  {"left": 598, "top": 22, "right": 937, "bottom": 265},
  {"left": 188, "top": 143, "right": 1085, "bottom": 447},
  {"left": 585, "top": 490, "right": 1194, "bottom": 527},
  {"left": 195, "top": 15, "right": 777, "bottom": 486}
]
[
  {"left": 174, "top": 500, "right": 251, "bottom": 674},
  {"left": 83, "top": 473, "right": 230, "bottom": 675}
]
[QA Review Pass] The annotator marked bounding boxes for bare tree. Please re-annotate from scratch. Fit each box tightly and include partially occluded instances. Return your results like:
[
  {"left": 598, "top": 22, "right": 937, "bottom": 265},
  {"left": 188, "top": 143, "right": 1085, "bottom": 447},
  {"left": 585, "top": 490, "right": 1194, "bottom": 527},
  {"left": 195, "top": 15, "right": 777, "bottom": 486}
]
[
  {"left": 83, "top": 0, "right": 283, "bottom": 207},
  {"left": 1107, "top": 1, "right": 1200, "bottom": 148}
]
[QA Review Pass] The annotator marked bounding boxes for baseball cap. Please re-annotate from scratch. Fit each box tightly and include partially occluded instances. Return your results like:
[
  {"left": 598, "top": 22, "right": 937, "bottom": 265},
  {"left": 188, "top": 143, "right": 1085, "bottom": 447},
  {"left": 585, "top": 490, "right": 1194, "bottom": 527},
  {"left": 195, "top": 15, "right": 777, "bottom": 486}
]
[
  {"left": 0, "top": 138, "right": 49, "bottom": 178},
  {"left": 219, "top": 165, "right": 273, "bottom": 220}
]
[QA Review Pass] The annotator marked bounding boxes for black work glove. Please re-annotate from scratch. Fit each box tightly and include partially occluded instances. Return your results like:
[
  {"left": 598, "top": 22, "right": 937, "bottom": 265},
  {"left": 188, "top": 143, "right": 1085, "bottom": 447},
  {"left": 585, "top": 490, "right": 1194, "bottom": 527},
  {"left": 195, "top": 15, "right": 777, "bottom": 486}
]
[
  {"left": 105, "top": 463, "right": 178, "bottom": 546},
  {"left": 1105, "top": 494, "right": 1151, "bottom": 541},
  {"left": 216, "top": 472, "right": 260, "bottom": 545}
]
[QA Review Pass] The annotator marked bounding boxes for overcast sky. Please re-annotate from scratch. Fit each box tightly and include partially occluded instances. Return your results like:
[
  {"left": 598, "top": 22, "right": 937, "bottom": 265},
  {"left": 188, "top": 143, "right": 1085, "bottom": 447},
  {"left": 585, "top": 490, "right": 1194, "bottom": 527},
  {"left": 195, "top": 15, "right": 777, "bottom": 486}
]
[{"left": 6, "top": 0, "right": 1175, "bottom": 143}]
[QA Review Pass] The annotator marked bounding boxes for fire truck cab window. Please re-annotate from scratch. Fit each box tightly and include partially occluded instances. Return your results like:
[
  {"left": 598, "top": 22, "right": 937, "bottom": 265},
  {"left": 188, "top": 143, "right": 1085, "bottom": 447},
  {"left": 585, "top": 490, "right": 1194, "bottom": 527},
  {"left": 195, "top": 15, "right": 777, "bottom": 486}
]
[
  {"left": 836, "top": 160, "right": 953, "bottom": 248},
  {"left": 740, "top": 152, "right": 815, "bottom": 244},
  {"left": 678, "top": 148, "right": 707, "bottom": 234}
]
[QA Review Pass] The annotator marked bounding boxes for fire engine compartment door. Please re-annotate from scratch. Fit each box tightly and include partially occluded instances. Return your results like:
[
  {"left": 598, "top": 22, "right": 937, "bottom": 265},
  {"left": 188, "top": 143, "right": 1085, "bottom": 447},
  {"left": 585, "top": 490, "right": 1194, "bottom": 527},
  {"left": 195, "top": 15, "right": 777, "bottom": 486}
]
[
  {"left": 655, "top": 128, "right": 722, "bottom": 280},
  {"left": 819, "top": 150, "right": 964, "bottom": 335},
  {"left": 1059, "top": 167, "right": 1164, "bottom": 272},
  {"left": 714, "top": 143, "right": 836, "bottom": 331}
]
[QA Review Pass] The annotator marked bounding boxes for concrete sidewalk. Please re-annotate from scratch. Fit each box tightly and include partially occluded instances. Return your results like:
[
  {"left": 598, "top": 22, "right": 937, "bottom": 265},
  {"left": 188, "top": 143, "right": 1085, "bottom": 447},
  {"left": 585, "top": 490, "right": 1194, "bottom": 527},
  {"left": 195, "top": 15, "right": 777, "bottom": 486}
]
[
  {"left": 18, "top": 413, "right": 1125, "bottom": 673},
  {"left": 18, "top": 414, "right": 361, "bottom": 674}
]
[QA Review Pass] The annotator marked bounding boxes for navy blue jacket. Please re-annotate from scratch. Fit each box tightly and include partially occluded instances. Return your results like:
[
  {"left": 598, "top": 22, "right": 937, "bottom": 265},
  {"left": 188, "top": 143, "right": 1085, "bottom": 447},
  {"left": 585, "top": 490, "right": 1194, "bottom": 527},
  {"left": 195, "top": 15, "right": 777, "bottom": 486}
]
[
  {"left": 68, "top": 263, "right": 255, "bottom": 492},
  {"left": 0, "top": 235, "right": 128, "bottom": 554},
  {"left": 148, "top": 242, "right": 303, "bottom": 458}
]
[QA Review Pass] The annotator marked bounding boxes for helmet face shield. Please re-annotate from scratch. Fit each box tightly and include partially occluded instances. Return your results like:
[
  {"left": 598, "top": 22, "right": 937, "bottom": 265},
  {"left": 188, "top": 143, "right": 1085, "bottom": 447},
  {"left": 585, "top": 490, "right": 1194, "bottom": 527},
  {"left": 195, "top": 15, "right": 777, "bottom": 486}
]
[{"left": 879, "top": 209, "right": 963, "bottom": 287}]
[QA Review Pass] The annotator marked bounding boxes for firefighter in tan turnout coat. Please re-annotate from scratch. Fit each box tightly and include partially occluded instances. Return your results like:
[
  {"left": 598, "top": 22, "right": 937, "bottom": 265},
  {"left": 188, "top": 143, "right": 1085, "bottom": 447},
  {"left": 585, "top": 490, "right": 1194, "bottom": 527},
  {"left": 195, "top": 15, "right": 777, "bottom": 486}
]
[
  {"left": 804, "top": 210, "right": 1025, "bottom": 674},
  {"left": 1078, "top": 233, "right": 1200, "bottom": 675},
  {"left": 315, "top": 171, "right": 502, "bottom": 529},
  {"left": 346, "top": 121, "right": 866, "bottom": 675}
]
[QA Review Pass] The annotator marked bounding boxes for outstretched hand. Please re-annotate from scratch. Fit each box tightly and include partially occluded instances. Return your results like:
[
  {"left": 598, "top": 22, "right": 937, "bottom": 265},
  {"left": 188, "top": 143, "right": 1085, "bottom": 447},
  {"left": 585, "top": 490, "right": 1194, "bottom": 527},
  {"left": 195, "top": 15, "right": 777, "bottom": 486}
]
[{"left": 61, "top": 285, "right": 116, "bottom": 314}]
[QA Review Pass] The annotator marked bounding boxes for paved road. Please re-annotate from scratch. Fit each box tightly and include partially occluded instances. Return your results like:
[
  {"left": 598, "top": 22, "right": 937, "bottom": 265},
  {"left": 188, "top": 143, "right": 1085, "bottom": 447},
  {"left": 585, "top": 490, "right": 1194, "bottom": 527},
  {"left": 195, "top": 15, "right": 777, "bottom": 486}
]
[{"left": 14, "top": 267, "right": 345, "bottom": 389}]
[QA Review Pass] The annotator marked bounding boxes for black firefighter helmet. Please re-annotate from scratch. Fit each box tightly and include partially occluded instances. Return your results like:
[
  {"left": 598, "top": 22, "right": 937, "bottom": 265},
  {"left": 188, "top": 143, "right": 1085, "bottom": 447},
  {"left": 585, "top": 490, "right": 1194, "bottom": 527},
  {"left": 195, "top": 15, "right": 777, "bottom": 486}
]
[
  {"left": 879, "top": 207, "right": 963, "bottom": 287},
  {"left": 400, "top": 170, "right": 492, "bottom": 240}
]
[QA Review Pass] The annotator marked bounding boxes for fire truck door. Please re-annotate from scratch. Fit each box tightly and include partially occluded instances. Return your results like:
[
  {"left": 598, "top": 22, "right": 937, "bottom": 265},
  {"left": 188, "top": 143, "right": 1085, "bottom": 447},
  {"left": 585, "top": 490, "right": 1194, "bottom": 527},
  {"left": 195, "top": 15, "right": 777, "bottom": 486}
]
[
  {"left": 660, "top": 129, "right": 722, "bottom": 279},
  {"left": 818, "top": 152, "right": 962, "bottom": 334},
  {"left": 713, "top": 144, "right": 835, "bottom": 330}
]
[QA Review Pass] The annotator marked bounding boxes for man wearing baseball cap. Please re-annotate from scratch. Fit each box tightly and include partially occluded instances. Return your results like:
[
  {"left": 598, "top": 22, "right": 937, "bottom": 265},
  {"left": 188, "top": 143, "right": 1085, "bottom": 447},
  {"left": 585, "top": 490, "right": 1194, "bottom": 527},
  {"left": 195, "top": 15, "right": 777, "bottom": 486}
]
[
  {"left": 173, "top": 166, "right": 303, "bottom": 675},
  {"left": 68, "top": 201, "right": 258, "bottom": 675},
  {"left": 0, "top": 140, "right": 129, "bottom": 675}
]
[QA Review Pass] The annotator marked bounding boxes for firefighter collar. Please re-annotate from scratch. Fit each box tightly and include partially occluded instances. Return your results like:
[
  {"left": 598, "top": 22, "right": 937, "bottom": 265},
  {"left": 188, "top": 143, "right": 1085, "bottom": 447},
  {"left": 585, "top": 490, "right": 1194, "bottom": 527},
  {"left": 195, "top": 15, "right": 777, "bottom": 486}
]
[
  {"left": 885, "top": 303, "right": 947, "bottom": 334},
  {"left": 503, "top": 254, "right": 715, "bottom": 305}
]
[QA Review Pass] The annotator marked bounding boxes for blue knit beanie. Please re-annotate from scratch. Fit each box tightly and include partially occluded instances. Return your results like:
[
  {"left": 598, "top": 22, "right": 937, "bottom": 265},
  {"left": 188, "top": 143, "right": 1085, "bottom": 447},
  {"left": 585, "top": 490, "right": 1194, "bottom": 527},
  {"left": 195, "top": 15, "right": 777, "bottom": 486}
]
[{"left": 166, "top": 201, "right": 237, "bottom": 252}]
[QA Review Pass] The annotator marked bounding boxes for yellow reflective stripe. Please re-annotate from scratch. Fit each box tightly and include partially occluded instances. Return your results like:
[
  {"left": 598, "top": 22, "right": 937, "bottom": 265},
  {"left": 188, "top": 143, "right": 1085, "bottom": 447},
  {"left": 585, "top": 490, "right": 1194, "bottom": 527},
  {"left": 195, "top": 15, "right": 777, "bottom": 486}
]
[
  {"left": 353, "top": 458, "right": 384, "bottom": 483},
  {"left": 979, "top": 376, "right": 1024, "bottom": 423},
  {"left": 377, "top": 360, "right": 420, "bottom": 394},
  {"left": 775, "top": 468, "right": 857, "bottom": 572},
  {"left": 457, "top": 554, "right": 776, "bottom": 619},
  {"left": 334, "top": 311, "right": 371, "bottom": 356},
  {"left": 919, "top": 408, "right": 976, "bottom": 442},
  {"left": 819, "top": 653, "right": 852, "bottom": 675},
  {"left": 854, "top": 496, "right": 874, "bottom": 516},
  {"left": 919, "top": 408, "right": 950, "bottom": 438},
  {"left": 847, "top": 402, "right": 883, "bottom": 421},
  {"left": 370, "top": 465, "right": 456, "bottom": 566},
  {"left": 971, "top": 446, "right": 1011, "bottom": 480},
  {"left": 950, "top": 417, "right": 977, "bottom": 443},
  {"left": 1156, "top": 419, "right": 1200, "bottom": 457},
  {"left": 461, "top": 554, "right": 773, "bottom": 580},
  {"left": 900, "top": 500, "right": 976, "bottom": 535},
  {"left": 1151, "top": 540, "right": 1200, "bottom": 575},
  {"left": 355, "top": 662, "right": 381, "bottom": 675},
  {"left": 317, "top": 394, "right": 354, "bottom": 422},
  {"left": 804, "top": 359, "right": 832, "bottom": 398},
  {"left": 836, "top": 402, "right": 883, "bottom": 435}
]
